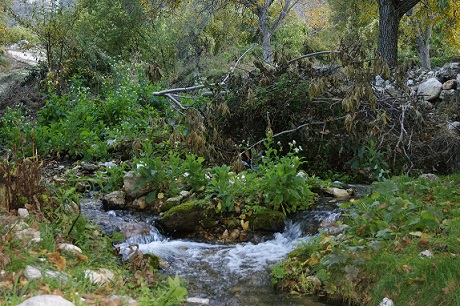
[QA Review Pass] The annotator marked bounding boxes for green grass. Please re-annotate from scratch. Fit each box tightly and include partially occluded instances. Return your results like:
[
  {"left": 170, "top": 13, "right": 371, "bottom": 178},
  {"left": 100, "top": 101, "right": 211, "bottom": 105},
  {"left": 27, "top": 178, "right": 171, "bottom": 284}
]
[{"left": 272, "top": 174, "right": 460, "bottom": 305}]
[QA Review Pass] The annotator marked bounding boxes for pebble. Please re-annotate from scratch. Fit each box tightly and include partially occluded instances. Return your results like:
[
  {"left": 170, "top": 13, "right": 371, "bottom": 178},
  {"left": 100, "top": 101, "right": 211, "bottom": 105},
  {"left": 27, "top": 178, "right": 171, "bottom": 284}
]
[{"left": 18, "top": 208, "right": 29, "bottom": 218}]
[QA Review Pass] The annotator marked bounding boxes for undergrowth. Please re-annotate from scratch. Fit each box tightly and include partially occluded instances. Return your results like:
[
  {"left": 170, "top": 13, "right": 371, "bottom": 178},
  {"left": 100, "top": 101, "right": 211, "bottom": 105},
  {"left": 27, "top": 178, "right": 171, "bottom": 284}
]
[{"left": 271, "top": 175, "right": 460, "bottom": 306}]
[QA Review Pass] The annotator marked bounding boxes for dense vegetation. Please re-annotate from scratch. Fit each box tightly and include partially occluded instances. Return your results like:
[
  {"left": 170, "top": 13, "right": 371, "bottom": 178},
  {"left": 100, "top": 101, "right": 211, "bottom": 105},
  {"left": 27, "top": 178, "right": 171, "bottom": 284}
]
[{"left": 0, "top": 0, "right": 459, "bottom": 305}]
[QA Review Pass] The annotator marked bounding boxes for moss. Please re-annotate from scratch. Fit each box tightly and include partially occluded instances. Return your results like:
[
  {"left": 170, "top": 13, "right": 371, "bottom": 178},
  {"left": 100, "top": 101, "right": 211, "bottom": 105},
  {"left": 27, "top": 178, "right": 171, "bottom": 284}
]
[{"left": 249, "top": 208, "right": 285, "bottom": 232}]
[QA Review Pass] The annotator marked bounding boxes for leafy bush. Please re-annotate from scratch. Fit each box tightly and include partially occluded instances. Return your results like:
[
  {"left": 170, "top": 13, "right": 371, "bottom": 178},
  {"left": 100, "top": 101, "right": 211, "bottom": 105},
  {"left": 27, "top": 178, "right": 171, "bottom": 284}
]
[{"left": 35, "top": 63, "right": 165, "bottom": 160}]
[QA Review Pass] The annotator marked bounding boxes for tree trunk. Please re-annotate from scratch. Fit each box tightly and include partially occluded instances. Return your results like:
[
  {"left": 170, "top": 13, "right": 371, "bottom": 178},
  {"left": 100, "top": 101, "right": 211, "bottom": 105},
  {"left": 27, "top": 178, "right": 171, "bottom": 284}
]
[
  {"left": 261, "top": 27, "right": 272, "bottom": 63},
  {"left": 376, "top": 0, "right": 421, "bottom": 67},
  {"left": 377, "top": 0, "right": 400, "bottom": 67},
  {"left": 415, "top": 22, "right": 432, "bottom": 70}
]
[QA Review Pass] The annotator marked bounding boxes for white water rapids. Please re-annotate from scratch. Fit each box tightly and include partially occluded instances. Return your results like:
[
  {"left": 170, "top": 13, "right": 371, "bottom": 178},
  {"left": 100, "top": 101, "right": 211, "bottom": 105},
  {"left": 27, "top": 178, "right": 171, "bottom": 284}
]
[{"left": 81, "top": 198, "right": 341, "bottom": 305}]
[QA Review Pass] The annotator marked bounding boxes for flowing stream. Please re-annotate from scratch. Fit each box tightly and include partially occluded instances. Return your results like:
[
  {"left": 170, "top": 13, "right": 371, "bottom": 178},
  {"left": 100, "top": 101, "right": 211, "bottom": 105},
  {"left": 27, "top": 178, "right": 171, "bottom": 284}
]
[{"left": 81, "top": 197, "right": 343, "bottom": 306}]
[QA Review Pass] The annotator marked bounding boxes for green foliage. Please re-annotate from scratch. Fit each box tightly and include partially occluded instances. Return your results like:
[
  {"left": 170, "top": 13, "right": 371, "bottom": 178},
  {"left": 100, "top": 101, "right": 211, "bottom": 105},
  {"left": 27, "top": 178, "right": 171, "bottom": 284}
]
[
  {"left": 137, "top": 274, "right": 187, "bottom": 306},
  {"left": 274, "top": 175, "right": 460, "bottom": 305},
  {"left": 258, "top": 139, "right": 315, "bottom": 215},
  {"left": 0, "top": 108, "right": 34, "bottom": 154},
  {"left": 348, "top": 139, "right": 389, "bottom": 181},
  {"left": 4, "top": 26, "right": 38, "bottom": 45},
  {"left": 205, "top": 164, "right": 237, "bottom": 213},
  {"left": 34, "top": 62, "right": 164, "bottom": 160}
]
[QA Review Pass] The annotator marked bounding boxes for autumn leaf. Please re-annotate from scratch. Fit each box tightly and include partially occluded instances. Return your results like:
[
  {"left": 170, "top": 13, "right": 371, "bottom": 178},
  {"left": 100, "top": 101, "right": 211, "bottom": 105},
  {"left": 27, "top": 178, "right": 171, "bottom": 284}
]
[
  {"left": 241, "top": 220, "right": 249, "bottom": 231},
  {"left": 48, "top": 252, "right": 67, "bottom": 270}
]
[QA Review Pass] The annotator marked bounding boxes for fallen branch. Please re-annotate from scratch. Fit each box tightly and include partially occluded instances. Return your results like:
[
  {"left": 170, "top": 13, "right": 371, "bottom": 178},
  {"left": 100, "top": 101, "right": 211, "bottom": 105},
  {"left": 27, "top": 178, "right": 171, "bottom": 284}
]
[
  {"left": 241, "top": 121, "right": 326, "bottom": 154},
  {"left": 288, "top": 50, "right": 340, "bottom": 64}
]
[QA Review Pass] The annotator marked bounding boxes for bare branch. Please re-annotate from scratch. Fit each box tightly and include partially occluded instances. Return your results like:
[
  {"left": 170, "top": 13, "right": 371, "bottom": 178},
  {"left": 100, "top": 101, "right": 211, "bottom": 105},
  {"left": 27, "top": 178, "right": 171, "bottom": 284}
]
[{"left": 288, "top": 50, "right": 340, "bottom": 64}]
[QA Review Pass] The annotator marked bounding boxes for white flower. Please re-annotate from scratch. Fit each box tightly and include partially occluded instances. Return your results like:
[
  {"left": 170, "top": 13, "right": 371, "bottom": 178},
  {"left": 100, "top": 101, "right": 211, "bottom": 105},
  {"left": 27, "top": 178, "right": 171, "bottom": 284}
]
[{"left": 292, "top": 140, "right": 296, "bottom": 145}]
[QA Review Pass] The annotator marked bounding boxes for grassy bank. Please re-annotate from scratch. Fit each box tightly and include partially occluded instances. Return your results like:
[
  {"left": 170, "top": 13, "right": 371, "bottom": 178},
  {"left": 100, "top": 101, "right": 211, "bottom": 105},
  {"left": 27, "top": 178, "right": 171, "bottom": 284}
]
[{"left": 272, "top": 175, "right": 460, "bottom": 306}]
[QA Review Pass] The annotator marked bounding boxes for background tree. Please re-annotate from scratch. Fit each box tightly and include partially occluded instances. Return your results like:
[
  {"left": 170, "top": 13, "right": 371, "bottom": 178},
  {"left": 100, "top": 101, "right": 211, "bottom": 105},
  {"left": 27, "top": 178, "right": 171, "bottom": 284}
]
[
  {"left": 238, "top": 0, "right": 302, "bottom": 63},
  {"left": 376, "top": 0, "right": 421, "bottom": 67}
]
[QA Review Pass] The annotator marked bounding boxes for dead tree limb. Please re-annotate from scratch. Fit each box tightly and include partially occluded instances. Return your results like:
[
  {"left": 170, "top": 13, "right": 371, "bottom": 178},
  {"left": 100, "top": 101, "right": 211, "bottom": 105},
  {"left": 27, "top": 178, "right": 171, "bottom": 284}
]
[
  {"left": 288, "top": 50, "right": 340, "bottom": 64},
  {"left": 241, "top": 121, "right": 326, "bottom": 155}
]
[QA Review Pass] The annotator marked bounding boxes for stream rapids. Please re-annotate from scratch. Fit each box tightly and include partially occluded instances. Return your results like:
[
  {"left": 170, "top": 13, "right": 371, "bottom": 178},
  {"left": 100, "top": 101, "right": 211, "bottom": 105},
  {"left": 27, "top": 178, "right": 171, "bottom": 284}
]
[{"left": 81, "top": 197, "right": 342, "bottom": 306}]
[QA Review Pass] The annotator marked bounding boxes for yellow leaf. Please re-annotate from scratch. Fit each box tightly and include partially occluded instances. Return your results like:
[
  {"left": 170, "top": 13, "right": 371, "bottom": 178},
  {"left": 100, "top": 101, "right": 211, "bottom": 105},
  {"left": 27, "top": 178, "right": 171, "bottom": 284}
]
[
  {"left": 157, "top": 193, "right": 164, "bottom": 199},
  {"left": 309, "top": 257, "right": 319, "bottom": 266},
  {"left": 241, "top": 220, "right": 249, "bottom": 231}
]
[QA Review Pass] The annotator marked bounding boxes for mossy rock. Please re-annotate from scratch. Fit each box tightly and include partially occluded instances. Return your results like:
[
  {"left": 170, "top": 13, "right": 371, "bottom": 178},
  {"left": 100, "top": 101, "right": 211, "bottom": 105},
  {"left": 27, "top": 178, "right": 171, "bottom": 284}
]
[
  {"left": 249, "top": 208, "right": 285, "bottom": 232},
  {"left": 159, "top": 199, "right": 213, "bottom": 234}
]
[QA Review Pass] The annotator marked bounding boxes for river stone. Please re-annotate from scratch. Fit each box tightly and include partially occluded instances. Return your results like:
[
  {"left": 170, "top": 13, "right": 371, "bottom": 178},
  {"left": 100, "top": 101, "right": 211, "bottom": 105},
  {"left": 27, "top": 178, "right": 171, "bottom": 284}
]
[
  {"left": 123, "top": 171, "right": 150, "bottom": 198},
  {"left": 17, "top": 295, "right": 75, "bottom": 306},
  {"left": 102, "top": 191, "right": 126, "bottom": 210},
  {"left": 159, "top": 200, "right": 211, "bottom": 234},
  {"left": 25, "top": 265, "right": 42, "bottom": 280},
  {"left": 323, "top": 187, "right": 351, "bottom": 199},
  {"left": 249, "top": 208, "right": 285, "bottom": 232},
  {"left": 417, "top": 77, "right": 442, "bottom": 101}
]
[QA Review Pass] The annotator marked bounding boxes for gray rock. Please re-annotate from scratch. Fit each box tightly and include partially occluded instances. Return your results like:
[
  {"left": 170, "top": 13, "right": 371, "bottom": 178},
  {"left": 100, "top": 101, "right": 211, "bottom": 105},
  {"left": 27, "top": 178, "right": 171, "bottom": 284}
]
[
  {"left": 418, "top": 77, "right": 442, "bottom": 101},
  {"left": 323, "top": 187, "right": 351, "bottom": 199},
  {"left": 436, "top": 62, "right": 460, "bottom": 82},
  {"left": 24, "top": 265, "right": 42, "bottom": 280},
  {"left": 17, "top": 295, "right": 75, "bottom": 306},
  {"left": 187, "top": 297, "right": 210, "bottom": 305},
  {"left": 379, "top": 297, "right": 394, "bottom": 306},
  {"left": 420, "top": 249, "right": 433, "bottom": 257},
  {"left": 18, "top": 208, "right": 29, "bottom": 218},
  {"left": 57, "top": 243, "right": 82, "bottom": 254},
  {"left": 123, "top": 171, "right": 150, "bottom": 198},
  {"left": 179, "top": 190, "right": 191, "bottom": 198},
  {"left": 159, "top": 201, "right": 210, "bottom": 233},
  {"left": 448, "top": 121, "right": 460, "bottom": 131},
  {"left": 165, "top": 195, "right": 183, "bottom": 205},
  {"left": 43, "top": 270, "right": 69, "bottom": 282},
  {"left": 440, "top": 89, "right": 457, "bottom": 100},
  {"left": 102, "top": 191, "right": 126, "bottom": 209},
  {"left": 419, "top": 173, "right": 439, "bottom": 181}
]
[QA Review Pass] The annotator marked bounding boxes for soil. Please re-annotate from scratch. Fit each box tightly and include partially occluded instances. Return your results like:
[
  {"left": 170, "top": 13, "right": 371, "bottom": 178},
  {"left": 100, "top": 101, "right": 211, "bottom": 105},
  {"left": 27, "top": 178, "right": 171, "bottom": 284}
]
[{"left": 0, "top": 46, "right": 46, "bottom": 118}]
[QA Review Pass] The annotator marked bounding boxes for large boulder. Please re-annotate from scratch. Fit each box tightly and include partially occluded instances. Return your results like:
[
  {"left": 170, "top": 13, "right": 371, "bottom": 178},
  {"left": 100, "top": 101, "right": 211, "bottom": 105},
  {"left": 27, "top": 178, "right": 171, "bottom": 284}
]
[
  {"left": 417, "top": 77, "right": 443, "bottom": 101},
  {"left": 249, "top": 208, "right": 285, "bottom": 232},
  {"left": 159, "top": 200, "right": 212, "bottom": 234}
]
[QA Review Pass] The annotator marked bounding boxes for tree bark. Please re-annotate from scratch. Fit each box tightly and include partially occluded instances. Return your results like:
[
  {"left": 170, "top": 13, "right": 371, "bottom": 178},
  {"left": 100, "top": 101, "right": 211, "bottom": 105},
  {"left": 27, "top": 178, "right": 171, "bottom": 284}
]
[
  {"left": 377, "top": 0, "right": 421, "bottom": 67},
  {"left": 415, "top": 22, "right": 432, "bottom": 70}
]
